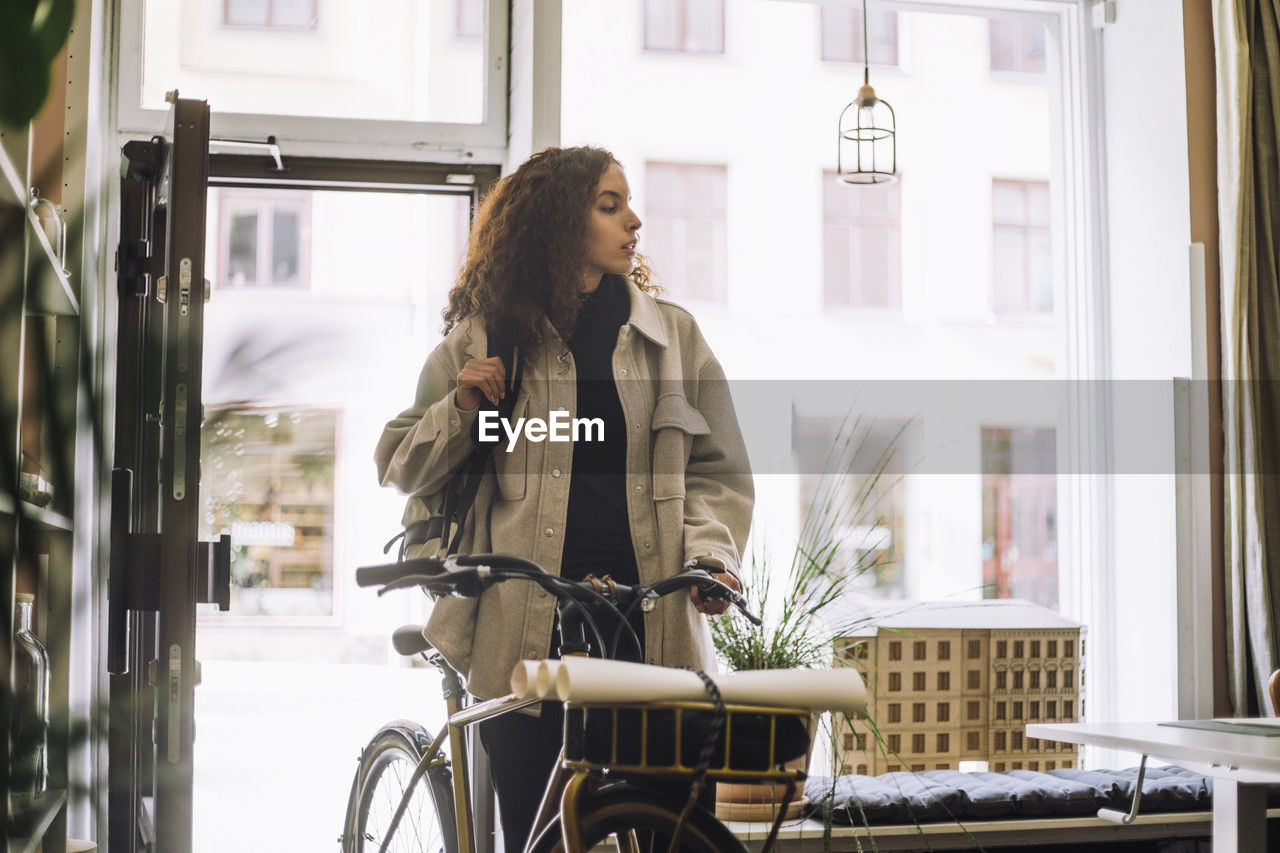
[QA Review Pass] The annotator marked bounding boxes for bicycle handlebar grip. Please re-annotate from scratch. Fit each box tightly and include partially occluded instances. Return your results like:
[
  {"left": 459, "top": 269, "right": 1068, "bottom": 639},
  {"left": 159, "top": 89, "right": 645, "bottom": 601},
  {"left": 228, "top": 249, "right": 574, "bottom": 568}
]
[{"left": 355, "top": 557, "right": 445, "bottom": 588}]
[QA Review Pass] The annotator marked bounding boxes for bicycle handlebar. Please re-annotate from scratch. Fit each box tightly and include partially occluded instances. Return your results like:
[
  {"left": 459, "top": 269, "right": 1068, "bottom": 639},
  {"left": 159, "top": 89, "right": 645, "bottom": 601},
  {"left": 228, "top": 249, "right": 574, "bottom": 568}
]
[{"left": 355, "top": 552, "right": 762, "bottom": 626}]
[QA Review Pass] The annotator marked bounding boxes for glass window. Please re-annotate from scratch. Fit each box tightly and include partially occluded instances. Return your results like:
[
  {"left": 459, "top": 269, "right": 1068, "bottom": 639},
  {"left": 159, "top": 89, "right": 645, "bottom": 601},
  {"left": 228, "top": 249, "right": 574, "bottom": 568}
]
[
  {"left": 1012, "top": 731, "right": 1024, "bottom": 750},
  {"left": 1013, "top": 640, "right": 1025, "bottom": 658},
  {"left": 983, "top": 422, "right": 1054, "bottom": 607},
  {"left": 994, "top": 731, "right": 1006, "bottom": 751},
  {"left": 223, "top": 0, "right": 317, "bottom": 29},
  {"left": 937, "top": 702, "right": 950, "bottom": 722},
  {"left": 215, "top": 190, "right": 311, "bottom": 290},
  {"left": 1047, "top": 639, "right": 1058, "bottom": 657},
  {"left": 912, "top": 734, "right": 925, "bottom": 754},
  {"left": 1047, "top": 700, "right": 1057, "bottom": 718},
  {"left": 968, "top": 639, "right": 982, "bottom": 659},
  {"left": 888, "top": 734, "right": 901, "bottom": 753},
  {"left": 644, "top": 162, "right": 728, "bottom": 303},
  {"left": 913, "top": 640, "right": 927, "bottom": 660},
  {"left": 1047, "top": 669, "right": 1058, "bottom": 689},
  {"left": 1030, "top": 701, "right": 1040, "bottom": 719},
  {"left": 823, "top": 172, "right": 901, "bottom": 308},
  {"left": 644, "top": 0, "right": 725, "bottom": 53},
  {"left": 967, "top": 700, "right": 980, "bottom": 720},
  {"left": 889, "top": 640, "right": 902, "bottom": 661},
  {"left": 992, "top": 179, "right": 1053, "bottom": 314},
  {"left": 1030, "top": 640, "right": 1041, "bottom": 657},
  {"left": 967, "top": 670, "right": 981, "bottom": 689},
  {"left": 913, "top": 671, "right": 926, "bottom": 691},
  {"left": 937, "top": 733, "right": 949, "bottom": 752},
  {"left": 140, "top": 0, "right": 489, "bottom": 124},
  {"left": 996, "top": 640, "right": 1008, "bottom": 658},
  {"left": 889, "top": 672, "right": 902, "bottom": 691},
  {"left": 913, "top": 702, "right": 926, "bottom": 722},
  {"left": 888, "top": 702, "right": 901, "bottom": 723},
  {"left": 937, "top": 671, "right": 950, "bottom": 690},
  {"left": 1030, "top": 670, "right": 1041, "bottom": 689},
  {"left": 820, "top": 6, "right": 899, "bottom": 65},
  {"left": 200, "top": 407, "right": 337, "bottom": 615},
  {"left": 989, "top": 17, "right": 1047, "bottom": 74},
  {"left": 996, "top": 670, "right": 1007, "bottom": 690},
  {"left": 938, "top": 641, "right": 951, "bottom": 660},
  {"left": 1013, "top": 670, "right": 1024, "bottom": 689},
  {"left": 995, "top": 701, "right": 1006, "bottom": 720},
  {"left": 967, "top": 731, "right": 981, "bottom": 750}
]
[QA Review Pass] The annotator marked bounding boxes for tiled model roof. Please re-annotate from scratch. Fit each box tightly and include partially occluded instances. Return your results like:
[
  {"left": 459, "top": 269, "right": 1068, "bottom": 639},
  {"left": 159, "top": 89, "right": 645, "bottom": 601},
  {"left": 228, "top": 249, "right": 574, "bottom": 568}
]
[{"left": 836, "top": 598, "right": 1084, "bottom": 634}]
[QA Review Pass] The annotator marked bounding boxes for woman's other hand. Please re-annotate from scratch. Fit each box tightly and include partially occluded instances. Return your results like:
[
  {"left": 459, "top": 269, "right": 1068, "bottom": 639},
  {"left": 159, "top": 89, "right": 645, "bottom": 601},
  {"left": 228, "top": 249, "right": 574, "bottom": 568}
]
[
  {"left": 690, "top": 565, "right": 740, "bottom": 616},
  {"left": 456, "top": 356, "right": 507, "bottom": 410}
]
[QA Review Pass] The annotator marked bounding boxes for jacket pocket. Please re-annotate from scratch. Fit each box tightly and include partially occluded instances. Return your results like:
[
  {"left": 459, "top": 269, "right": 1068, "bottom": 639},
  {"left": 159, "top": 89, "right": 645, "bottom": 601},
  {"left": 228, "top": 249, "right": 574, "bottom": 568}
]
[
  {"left": 650, "top": 393, "right": 710, "bottom": 500},
  {"left": 492, "top": 392, "right": 528, "bottom": 501}
]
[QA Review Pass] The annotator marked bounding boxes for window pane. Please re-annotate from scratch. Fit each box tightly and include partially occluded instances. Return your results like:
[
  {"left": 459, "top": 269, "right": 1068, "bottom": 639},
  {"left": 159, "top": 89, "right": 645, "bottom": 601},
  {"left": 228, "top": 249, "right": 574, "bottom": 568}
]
[
  {"left": 145, "top": 0, "right": 486, "bottom": 123},
  {"left": 225, "top": 0, "right": 269, "bottom": 27},
  {"left": 686, "top": 0, "right": 725, "bottom": 53},
  {"left": 227, "top": 212, "right": 259, "bottom": 286},
  {"left": 271, "top": 209, "right": 302, "bottom": 285},
  {"left": 270, "top": 0, "right": 315, "bottom": 29},
  {"left": 644, "top": 0, "right": 683, "bottom": 50}
]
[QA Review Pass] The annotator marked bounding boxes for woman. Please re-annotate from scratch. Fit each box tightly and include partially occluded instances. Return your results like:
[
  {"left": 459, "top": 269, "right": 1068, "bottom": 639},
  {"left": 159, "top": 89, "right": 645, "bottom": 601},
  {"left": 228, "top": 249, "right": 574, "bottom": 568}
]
[{"left": 375, "top": 145, "right": 753, "bottom": 851}]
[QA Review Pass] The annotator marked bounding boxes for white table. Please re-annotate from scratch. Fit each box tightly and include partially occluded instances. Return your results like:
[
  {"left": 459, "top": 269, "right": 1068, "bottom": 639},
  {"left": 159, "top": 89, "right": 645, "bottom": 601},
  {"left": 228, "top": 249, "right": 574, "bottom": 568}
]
[{"left": 1028, "top": 719, "right": 1280, "bottom": 853}]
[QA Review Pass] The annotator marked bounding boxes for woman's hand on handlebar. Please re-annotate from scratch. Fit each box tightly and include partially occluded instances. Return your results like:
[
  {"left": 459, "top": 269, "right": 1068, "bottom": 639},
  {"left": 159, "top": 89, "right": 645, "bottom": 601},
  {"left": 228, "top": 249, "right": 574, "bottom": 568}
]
[{"left": 689, "top": 564, "right": 741, "bottom": 616}]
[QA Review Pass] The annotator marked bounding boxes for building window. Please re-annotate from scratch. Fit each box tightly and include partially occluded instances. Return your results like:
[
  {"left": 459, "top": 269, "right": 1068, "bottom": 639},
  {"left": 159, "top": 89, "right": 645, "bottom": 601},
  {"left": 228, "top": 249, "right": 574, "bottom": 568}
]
[
  {"left": 912, "top": 702, "right": 926, "bottom": 722},
  {"left": 995, "top": 701, "right": 1006, "bottom": 720},
  {"left": 1064, "top": 668, "right": 1074, "bottom": 688},
  {"left": 996, "top": 640, "right": 1008, "bottom": 658},
  {"left": 914, "top": 641, "right": 927, "bottom": 661},
  {"left": 938, "top": 641, "right": 951, "bottom": 661},
  {"left": 217, "top": 190, "right": 311, "bottom": 290},
  {"left": 937, "top": 702, "right": 950, "bottom": 722},
  {"left": 1012, "top": 731, "right": 1024, "bottom": 750},
  {"left": 1047, "top": 670, "right": 1058, "bottom": 689},
  {"left": 857, "top": 763, "right": 868, "bottom": 775},
  {"left": 992, "top": 179, "right": 1052, "bottom": 314},
  {"left": 1013, "top": 641, "right": 1025, "bottom": 658},
  {"left": 644, "top": 0, "right": 725, "bottom": 53},
  {"left": 996, "top": 671, "right": 1007, "bottom": 690},
  {"left": 820, "top": 6, "right": 899, "bottom": 65},
  {"left": 889, "top": 641, "right": 902, "bottom": 661},
  {"left": 937, "top": 671, "right": 951, "bottom": 691},
  {"left": 967, "top": 731, "right": 981, "bottom": 750},
  {"left": 645, "top": 162, "right": 728, "bottom": 303},
  {"left": 1064, "top": 640, "right": 1075, "bottom": 658},
  {"left": 983, "top": 427, "right": 1058, "bottom": 609},
  {"left": 1013, "top": 701, "right": 1023, "bottom": 720},
  {"left": 967, "top": 701, "right": 981, "bottom": 721},
  {"left": 968, "top": 639, "right": 982, "bottom": 659},
  {"left": 1030, "top": 641, "right": 1041, "bottom": 658},
  {"left": 1047, "top": 700, "right": 1058, "bottom": 719},
  {"left": 888, "top": 703, "right": 901, "bottom": 723},
  {"left": 223, "top": 0, "right": 318, "bottom": 29},
  {"left": 1013, "top": 670, "right": 1024, "bottom": 690},
  {"left": 913, "top": 672, "right": 927, "bottom": 691},
  {"left": 1047, "top": 639, "right": 1058, "bottom": 657},
  {"left": 967, "top": 670, "right": 982, "bottom": 690},
  {"left": 454, "top": 0, "right": 484, "bottom": 38},
  {"left": 888, "top": 734, "right": 901, "bottom": 753},
  {"left": 937, "top": 733, "right": 950, "bottom": 752},
  {"left": 912, "top": 734, "right": 926, "bottom": 754},
  {"left": 1030, "top": 670, "right": 1041, "bottom": 689},
  {"left": 823, "top": 172, "right": 901, "bottom": 308},
  {"left": 1030, "top": 701, "right": 1040, "bottom": 720},
  {"left": 994, "top": 732, "right": 1007, "bottom": 751},
  {"left": 989, "top": 18, "right": 1047, "bottom": 74},
  {"left": 889, "top": 672, "right": 902, "bottom": 692}
]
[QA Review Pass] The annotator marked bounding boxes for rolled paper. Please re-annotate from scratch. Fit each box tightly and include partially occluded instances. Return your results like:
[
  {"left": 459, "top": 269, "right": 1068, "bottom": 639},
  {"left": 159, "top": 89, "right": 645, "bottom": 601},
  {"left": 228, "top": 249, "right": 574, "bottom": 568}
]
[
  {"left": 534, "top": 659, "right": 565, "bottom": 698},
  {"left": 510, "top": 660, "right": 541, "bottom": 699},
  {"left": 549, "top": 657, "right": 867, "bottom": 716},
  {"left": 717, "top": 669, "right": 866, "bottom": 716},
  {"left": 553, "top": 657, "right": 707, "bottom": 704}
]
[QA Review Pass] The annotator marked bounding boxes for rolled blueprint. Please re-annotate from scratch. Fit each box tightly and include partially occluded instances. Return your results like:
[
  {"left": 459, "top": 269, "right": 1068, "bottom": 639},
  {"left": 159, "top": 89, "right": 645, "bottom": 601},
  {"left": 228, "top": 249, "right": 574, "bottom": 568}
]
[{"left": 510, "top": 659, "right": 565, "bottom": 699}]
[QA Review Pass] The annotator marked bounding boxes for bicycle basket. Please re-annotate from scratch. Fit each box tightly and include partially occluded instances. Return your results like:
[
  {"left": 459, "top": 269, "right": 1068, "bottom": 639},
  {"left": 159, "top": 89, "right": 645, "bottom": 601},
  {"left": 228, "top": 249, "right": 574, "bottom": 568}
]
[{"left": 562, "top": 701, "right": 810, "bottom": 776}]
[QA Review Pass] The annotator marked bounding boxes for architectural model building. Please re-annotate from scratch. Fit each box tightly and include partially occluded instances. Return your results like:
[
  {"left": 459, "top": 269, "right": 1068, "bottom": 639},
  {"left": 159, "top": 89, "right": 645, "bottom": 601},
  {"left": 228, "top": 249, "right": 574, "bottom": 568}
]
[{"left": 832, "top": 600, "right": 1084, "bottom": 775}]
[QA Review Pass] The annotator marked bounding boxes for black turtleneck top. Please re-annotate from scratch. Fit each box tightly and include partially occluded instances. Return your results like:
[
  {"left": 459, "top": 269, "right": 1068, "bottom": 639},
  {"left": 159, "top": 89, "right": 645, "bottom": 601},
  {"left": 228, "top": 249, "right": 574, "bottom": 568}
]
[{"left": 560, "top": 274, "right": 639, "bottom": 589}]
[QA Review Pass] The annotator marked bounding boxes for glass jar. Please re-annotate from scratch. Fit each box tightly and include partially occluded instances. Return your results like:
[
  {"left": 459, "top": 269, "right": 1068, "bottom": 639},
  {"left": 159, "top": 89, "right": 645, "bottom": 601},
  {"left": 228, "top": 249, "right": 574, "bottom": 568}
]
[{"left": 12, "top": 593, "right": 50, "bottom": 794}]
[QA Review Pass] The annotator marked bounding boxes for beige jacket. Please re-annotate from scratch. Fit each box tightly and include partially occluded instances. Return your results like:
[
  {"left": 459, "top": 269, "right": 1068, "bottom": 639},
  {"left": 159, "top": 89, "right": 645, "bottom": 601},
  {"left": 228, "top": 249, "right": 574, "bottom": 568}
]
[{"left": 375, "top": 279, "right": 754, "bottom": 700}]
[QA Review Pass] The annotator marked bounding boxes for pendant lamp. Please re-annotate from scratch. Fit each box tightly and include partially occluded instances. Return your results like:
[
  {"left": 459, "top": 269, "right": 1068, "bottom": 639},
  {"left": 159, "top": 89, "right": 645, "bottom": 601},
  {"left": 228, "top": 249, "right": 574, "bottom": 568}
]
[{"left": 837, "top": 1, "right": 897, "bottom": 185}]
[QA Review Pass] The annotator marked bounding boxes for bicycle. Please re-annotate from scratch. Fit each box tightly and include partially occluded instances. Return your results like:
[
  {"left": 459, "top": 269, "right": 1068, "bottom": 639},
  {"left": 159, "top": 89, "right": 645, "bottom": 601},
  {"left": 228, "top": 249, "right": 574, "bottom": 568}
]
[{"left": 339, "top": 551, "right": 863, "bottom": 853}]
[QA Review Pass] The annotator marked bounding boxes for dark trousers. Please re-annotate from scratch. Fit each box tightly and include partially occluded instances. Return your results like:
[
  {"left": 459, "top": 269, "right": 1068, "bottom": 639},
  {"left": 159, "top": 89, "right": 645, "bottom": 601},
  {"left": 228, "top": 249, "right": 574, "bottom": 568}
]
[{"left": 478, "top": 701, "right": 565, "bottom": 853}]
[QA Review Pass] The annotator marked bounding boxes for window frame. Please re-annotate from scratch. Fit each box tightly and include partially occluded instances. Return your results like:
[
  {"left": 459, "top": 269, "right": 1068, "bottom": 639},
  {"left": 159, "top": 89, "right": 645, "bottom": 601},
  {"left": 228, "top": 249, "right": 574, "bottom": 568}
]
[
  {"left": 643, "top": 160, "right": 730, "bottom": 304},
  {"left": 642, "top": 0, "right": 727, "bottom": 54},
  {"left": 215, "top": 188, "right": 313, "bottom": 291},
  {"left": 115, "top": 0, "right": 510, "bottom": 161},
  {"left": 821, "top": 169, "right": 903, "bottom": 310},
  {"left": 221, "top": 0, "right": 319, "bottom": 31}
]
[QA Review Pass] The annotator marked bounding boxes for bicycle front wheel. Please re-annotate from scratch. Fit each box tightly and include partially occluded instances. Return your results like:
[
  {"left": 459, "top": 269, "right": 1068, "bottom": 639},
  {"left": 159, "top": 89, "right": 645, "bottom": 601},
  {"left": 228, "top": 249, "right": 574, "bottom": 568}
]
[
  {"left": 529, "top": 786, "right": 746, "bottom": 853},
  {"left": 343, "top": 720, "right": 458, "bottom": 853}
]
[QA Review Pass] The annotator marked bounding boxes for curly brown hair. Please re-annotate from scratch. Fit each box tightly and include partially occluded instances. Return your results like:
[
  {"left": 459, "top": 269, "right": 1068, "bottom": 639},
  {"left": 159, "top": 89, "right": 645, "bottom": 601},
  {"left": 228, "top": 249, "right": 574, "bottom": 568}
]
[{"left": 442, "top": 146, "right": 659, "bottom": 356}]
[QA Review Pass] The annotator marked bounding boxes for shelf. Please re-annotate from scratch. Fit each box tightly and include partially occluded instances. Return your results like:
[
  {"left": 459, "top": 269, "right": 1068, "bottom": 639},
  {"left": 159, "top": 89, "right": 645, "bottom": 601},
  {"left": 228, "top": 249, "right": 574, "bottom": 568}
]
[
  {"left": 25, "top": 205, "right": 78, "bottom": 316},
  {"left": 5, "top": 502, "right": 75, "bottom": 533},
  {"left": 8, "top": 788, "right": 67, "bottom": 853}
]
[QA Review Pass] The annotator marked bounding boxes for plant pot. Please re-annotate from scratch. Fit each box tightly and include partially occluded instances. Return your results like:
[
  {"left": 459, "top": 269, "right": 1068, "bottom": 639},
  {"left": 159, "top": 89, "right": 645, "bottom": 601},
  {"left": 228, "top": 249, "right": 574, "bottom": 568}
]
[{"left": 713, "top": 714, "right": 816, "bottom": 822}]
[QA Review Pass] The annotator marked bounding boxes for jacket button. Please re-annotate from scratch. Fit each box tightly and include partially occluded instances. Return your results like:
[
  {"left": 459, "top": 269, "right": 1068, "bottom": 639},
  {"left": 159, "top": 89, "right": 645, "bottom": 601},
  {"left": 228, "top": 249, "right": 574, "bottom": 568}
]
[
  {"left": 544, "top": 527, "right": 554, "bottom": 537},
  {"left": 552, "top": 469, "right": 562, "bottom": 477},
  {"left": 635, "top": 484, "right": 644, "bottom": 492},
  {"left": 644, "top": 541, "right": 653, "bottom": 550},
  {"left": 619, "top": 368, "right": 628, "bottom": 376},
  {"left": 450, "top": 418, "right": 459, "bottom": 427}
]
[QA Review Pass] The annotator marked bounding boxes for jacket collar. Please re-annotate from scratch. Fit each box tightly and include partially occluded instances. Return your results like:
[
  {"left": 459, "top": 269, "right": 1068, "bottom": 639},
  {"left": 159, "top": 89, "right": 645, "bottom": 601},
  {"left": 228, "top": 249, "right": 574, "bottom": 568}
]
[{"left": 622, "top": 276, "right": 669, "bottom": 349}]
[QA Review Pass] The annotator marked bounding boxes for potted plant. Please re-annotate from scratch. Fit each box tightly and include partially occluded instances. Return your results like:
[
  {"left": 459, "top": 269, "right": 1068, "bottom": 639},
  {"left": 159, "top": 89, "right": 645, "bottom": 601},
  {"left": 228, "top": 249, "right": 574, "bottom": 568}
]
[{"left": 710, "top": 416, "right": 905, "bottom": 821}]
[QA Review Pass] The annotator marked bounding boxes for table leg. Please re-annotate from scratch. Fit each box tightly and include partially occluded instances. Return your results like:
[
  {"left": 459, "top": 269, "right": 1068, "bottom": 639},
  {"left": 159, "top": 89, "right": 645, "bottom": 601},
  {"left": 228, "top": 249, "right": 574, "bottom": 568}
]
[{"left": 1213, "top": 780, "right": 1268, "bottom": 853}]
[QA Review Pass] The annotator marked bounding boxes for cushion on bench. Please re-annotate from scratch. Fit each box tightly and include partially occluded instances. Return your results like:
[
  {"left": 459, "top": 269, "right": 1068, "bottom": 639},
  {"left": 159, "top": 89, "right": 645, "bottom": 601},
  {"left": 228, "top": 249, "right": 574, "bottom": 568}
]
[{"left": 804, "top": 766, "right": 1224, "bottom": 826}]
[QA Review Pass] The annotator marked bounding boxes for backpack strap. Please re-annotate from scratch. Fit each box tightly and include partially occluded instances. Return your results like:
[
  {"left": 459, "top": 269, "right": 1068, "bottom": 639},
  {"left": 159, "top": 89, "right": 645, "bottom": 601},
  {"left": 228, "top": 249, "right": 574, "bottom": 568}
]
[{"left": 443, "top": 324, "right": 524, "bottom": 555}]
